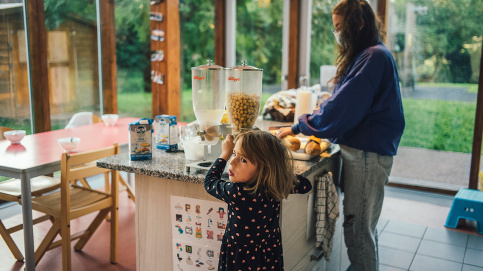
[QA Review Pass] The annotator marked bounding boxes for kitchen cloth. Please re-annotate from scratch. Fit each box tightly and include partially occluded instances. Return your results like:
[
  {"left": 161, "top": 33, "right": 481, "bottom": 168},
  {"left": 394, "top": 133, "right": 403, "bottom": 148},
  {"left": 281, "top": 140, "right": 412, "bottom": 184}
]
[{"left": 314, "top": 172, "right": 339, "bottom": 261}]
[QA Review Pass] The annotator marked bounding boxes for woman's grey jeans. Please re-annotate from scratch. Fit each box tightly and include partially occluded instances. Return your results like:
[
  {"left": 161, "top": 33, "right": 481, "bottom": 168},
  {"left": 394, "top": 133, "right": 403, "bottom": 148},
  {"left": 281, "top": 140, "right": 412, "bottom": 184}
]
[{"left": 340, "top": 145, "right": 393, "bottom": 271}]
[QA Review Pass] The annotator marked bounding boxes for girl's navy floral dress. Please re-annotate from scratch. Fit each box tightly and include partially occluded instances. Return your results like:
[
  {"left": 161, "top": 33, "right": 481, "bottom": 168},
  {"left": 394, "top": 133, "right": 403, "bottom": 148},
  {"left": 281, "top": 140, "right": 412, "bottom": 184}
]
[{"left": 204, "top": 158, "right": 312, "bottom": 271}]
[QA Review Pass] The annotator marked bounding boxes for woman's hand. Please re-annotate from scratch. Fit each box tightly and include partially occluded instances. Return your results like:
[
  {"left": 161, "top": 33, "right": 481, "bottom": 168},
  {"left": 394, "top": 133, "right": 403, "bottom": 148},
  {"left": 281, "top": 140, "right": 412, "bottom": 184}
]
[
  {"left": 220, "top": 134, "right": 235, "bottom": 161},
  {"left": 276, "top": 127, "right": 295, "bottom": 138}
]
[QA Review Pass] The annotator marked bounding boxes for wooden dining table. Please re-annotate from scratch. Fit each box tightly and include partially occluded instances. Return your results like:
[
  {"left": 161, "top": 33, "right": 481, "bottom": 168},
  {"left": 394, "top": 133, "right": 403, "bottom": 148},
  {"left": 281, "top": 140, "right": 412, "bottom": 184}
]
[{"left": 0, "top": 117, "right": 138, "bottom": 271}]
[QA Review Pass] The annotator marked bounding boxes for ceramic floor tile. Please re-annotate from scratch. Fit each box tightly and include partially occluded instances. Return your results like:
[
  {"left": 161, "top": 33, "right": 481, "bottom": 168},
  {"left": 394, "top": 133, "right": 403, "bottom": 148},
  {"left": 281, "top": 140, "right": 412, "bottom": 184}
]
[
  {"left": 465, "top": 248, "right": 483, "bottom": 267},
  {"left": 379, "top": 231, "right": 422, "bottom": 253},
  {"left": 377, "top": 218, "right": 389, "bottom": 233},
  {"left": 379, "top": 245, "right": 415, "bottom": 270},
  {"left": 384, "top": 220, "right": 427, "bottom": 238},
  {"left": 380, "top": 264, "right": 407, "bottom": 271},
  {"left": 416, "top": 239, "right": 465, "bottom": 263},
  {"left": 467, "top": 234, "right": 483, "bottom": 251},
  {"left": 423, "top": 227, "right": 469, "bottom": 247},
  {"left": 410, "top": 254, "right": 463, "bottom": 271},
  {"left": 463, "top": 265, "right": 483, "bottom": 271}
]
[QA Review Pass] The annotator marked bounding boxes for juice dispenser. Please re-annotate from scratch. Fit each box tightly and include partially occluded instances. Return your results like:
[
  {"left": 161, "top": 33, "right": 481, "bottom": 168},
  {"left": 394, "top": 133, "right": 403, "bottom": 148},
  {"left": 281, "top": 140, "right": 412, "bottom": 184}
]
[
  {"left": 191, "top": 60, "right": 225, "bottom": 144},
  {"left": 225, "top": 60, "right": 263, "bottom": 133}
]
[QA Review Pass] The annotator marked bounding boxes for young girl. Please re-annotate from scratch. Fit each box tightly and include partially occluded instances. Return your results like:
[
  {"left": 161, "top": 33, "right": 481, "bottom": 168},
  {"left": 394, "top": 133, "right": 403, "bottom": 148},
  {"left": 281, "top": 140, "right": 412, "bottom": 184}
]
[{"left": 204, "top": 130, "right": 312, "bottom": 270}]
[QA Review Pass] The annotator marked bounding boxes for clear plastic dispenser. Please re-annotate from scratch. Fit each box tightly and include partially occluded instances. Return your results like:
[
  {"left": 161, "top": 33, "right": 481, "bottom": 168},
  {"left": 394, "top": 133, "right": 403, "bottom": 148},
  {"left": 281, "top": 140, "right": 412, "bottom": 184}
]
[
  {"left": 225, "top": 60, "right": 263, "bottom": 133},
  {"left": 191, "top": 60, "right": 225, "bottom": 144}
]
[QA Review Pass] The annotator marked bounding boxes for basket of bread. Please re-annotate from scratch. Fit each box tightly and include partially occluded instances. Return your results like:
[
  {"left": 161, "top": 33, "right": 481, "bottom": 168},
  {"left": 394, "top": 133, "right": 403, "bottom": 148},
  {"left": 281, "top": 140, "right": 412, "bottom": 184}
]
[
  {"left": 262, "top": 88, "right": 332, "bottom": 122},
  {"left": 262, "top": 90, "right": 296, "bottom": 122}
]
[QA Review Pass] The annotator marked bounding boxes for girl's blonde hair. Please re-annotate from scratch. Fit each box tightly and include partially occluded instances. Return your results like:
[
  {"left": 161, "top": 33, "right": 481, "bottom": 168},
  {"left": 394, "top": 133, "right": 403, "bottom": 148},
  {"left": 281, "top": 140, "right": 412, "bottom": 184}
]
[{"left": 234, "top": 130, "right": 294, "bottom": 201}]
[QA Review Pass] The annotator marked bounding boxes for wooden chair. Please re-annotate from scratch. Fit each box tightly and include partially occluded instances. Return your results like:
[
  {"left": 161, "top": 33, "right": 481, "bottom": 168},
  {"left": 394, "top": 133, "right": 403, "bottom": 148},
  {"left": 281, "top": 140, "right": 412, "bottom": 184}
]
[
  {"left": 0, "top": 126, "right": 61, "bottom": 261},
  {"left": 0, "top": 126, "right": 13, "bottom": 140},
  {"left": 30, "top": 143, "right": 120, "bottom": 269}
]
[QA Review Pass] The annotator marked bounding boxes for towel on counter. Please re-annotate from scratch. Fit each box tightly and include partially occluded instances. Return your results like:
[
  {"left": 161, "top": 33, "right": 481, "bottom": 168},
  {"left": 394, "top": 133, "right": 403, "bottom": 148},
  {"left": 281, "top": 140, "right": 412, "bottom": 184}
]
[{"left": 315, "top": 172, "right": 339, "bottom": 261}]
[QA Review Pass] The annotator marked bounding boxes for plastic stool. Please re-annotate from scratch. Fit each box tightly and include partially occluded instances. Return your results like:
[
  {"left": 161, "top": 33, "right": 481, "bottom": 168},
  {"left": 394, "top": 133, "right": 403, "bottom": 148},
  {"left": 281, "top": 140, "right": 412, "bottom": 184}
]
[{"left": 445, "top": 188, "right": 483, "bottom": 234}]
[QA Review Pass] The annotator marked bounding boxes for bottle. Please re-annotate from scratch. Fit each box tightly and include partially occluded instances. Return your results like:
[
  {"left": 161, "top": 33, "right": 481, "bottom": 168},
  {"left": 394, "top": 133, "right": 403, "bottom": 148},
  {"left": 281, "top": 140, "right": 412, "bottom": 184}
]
[{"left": 294, "top": 76, "right": 315, "bottom": 124}]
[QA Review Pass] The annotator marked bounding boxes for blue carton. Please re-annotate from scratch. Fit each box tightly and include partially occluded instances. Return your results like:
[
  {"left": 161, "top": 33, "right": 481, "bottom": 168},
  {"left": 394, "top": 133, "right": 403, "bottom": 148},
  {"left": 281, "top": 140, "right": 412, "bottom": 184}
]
[
  {"left": 155, "top": 115, "right": 178, "bottom": 150},
  {"left": 129, "top": 118, "right": 154, "bottom": 160}
]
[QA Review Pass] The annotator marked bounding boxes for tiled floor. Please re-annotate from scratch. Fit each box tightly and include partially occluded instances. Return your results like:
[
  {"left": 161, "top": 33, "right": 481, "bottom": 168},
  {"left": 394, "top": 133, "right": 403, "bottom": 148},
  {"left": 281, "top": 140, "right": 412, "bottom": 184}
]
[
  {"left": 377, "top": 187, "right": 483, "bottom": 271},
  {"left": 0, "top": 179, "right": 482, "bottom": 270}
]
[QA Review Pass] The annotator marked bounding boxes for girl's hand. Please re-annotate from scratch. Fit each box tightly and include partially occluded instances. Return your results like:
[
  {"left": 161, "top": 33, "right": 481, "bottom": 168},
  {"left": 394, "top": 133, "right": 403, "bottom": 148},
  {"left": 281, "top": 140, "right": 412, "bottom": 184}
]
[
  {"left": 276, "top": 127, "right": 295, "bottom": 138},
  {"left": 220, "top": 134, "right": 235, "bottom": 161}
]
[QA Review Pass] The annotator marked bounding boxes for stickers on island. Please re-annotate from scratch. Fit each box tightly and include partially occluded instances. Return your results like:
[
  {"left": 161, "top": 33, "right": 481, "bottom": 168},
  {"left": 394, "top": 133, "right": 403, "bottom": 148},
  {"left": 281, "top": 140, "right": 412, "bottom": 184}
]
[
  {"left": 129, "top": 118, "right": 154, "bottom": 160},
  {"left": 155, "top": 115, "right": 178, "bottom": 150}
]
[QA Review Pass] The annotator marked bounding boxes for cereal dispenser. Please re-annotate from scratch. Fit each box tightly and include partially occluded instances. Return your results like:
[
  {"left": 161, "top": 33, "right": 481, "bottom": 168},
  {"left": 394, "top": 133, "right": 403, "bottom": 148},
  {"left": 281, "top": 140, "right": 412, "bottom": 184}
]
[
  {"left": 184, "top": 60, "right": 226, "bottom": 173},
  {"left": 225, "top": 61, "right": 263, "bottom": 133},
  {"left": 191, "top": 60, "right": 225, "bottom": 144}
]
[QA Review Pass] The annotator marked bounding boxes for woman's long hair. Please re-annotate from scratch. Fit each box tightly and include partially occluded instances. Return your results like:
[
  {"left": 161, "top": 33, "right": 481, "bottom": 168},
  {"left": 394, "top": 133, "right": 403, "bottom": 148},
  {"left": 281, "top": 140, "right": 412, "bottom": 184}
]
[
  {"left": 234, "top": 130, "right": 294, "bottom": 201},
  {"left": 333, "top": 0, "right": 383, "bottom": 84}
]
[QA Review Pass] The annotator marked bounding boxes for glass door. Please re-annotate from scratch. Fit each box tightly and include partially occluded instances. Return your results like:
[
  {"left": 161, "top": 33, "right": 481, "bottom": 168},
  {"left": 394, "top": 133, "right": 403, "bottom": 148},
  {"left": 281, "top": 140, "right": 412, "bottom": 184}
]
[{"left": 387, "top": 0, "right": 482, "bottom": 189}]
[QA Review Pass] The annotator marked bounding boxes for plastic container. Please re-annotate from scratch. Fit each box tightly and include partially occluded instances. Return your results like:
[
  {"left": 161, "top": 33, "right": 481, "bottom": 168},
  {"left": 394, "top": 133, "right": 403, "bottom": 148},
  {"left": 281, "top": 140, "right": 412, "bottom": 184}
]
[
  {"left": 191, "top": 60, "right": 225, "bottom": 144},
  {"left": 225, "top": 60, "right": 263, "bottom": 132}
]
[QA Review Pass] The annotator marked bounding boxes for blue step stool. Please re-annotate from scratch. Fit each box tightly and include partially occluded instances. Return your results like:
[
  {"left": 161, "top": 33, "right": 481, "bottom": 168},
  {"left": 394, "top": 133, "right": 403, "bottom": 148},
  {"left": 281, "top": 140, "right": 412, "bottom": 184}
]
[{"left": 445, "top": 188, "right": 483, "bottom": 234}]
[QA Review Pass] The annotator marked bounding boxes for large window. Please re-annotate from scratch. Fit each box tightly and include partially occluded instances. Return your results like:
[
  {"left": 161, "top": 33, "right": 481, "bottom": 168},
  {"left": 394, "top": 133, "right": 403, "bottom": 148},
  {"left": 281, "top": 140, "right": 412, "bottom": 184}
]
[
  {"left": 236, "top": 0, "right": 283, "bottom": 97},
  {"left": 115, "top": 0, "right": 152, "bottom": 119},
  {"left": 0, "top": 3, "right": 32, "bottom": 133},
  {"left": 44, "top": 0, "right": 101, "bottom": 129},
  {"left": 387, "top": 0, "right": 482, "bottom": 188},
  {"left": 310, "top": 0, "right": 337, "bottom": 89},
  {"left": 179, "top": 0, "right": 215, "bottom": 123}
]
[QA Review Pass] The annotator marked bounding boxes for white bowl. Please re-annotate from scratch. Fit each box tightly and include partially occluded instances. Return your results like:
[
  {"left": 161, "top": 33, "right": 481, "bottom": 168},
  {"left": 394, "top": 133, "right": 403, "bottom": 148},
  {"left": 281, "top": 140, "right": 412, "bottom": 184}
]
[
  {"left": 58, "top": 137, "right": 80, "bottom": 152},
  {"left": 101, "top": 114, "right": 119, "bottom": 126},
  {"left": 4, "top": 130, "right": 26, "bottom": 144}
]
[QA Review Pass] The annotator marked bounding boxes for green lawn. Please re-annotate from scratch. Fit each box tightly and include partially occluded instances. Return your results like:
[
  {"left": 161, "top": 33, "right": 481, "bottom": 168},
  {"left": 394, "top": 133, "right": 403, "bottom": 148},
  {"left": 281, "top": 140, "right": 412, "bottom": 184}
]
[
  {"left": 418, "top": 82, "right": 479, "bottom": 94},
  {"left": 400, "top": 98, "right": 476, "bottom": 153}
]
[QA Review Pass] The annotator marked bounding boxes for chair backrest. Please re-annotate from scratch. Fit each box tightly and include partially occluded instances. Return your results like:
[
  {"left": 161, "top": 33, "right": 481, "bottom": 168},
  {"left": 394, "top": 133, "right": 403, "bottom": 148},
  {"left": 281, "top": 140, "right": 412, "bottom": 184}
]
[
  {"left": 59, "top": 142, "right": 120, "bottom": 221},
  {"left": 61, "top": 142, "right": 120, "bottom": 186},
  {"left": 0, "top": 127, "right": 13, "bottom": 140},
  {"left": 65, "top": 112, "right": 102, "bottom": 129}
]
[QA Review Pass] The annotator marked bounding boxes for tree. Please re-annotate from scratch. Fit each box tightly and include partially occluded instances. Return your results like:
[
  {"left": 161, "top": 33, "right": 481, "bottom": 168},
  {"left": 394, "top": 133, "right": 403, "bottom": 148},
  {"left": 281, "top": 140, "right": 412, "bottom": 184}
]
[{"left": 392, "top": 0, "right": 483, "bottom": 83}]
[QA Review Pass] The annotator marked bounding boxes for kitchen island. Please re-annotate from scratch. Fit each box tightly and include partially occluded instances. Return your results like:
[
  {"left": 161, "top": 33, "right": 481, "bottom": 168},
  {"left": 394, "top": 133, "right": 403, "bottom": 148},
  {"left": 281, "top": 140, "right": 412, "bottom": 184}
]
[{"left": 97, "top": 122, "right": 348, "bottom": 271}]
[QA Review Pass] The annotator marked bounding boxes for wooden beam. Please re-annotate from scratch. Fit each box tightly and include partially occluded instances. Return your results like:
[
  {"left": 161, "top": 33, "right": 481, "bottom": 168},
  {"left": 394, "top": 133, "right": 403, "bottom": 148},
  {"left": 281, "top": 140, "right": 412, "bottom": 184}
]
[
  {"left": 151, "top": 1, "right": 165, "bottom": 117},
  {"left": 100, "top": 0, "right": 117, "bottom": 114},
  {"left": 151, "top": 0, "right": 180, "bottom": 118},
  {"left": 377, "top": 0, "right": 388, "bottom": 44},
  {"left": 287, "top": 0, "right": 300, "bottom": 89},
  {"left": 166, "top": 0, "right": 180, "bottom": 117},
  {"left": 469, "top": 38, "right": 483, "bottom": 190},
  {"left": 26, "top": 0, "right": 50, "bottom": 133},
  {"left": 214, "top": 0, "right": 226, "bottom": 67}
]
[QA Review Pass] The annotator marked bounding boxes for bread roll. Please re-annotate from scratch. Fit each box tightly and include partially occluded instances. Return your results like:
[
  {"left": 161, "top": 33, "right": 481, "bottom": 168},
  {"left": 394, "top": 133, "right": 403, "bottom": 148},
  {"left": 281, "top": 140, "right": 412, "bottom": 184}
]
[
  {"left": 305, "top": 140, "right": 322, "bottom": 156},
  {"left": 308, "top": 135, "right": 321, "bottom": 144},
  {"left": 282, "top": 135, "right": 301, "bottom": 151},
  {"left": 319, "top": 141, "right": 330, "bottom": 152}
]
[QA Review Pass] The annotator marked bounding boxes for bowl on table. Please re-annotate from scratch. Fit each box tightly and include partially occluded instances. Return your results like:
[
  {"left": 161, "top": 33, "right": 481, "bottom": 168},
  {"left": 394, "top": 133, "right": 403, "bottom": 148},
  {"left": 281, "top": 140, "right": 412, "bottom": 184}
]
[
  {"left": 101, "top": 114, "right": 119, "bottom": 126},
  {"left": 58, "top": 137, "right": 80, "bottom": 152},
  {"left": 4, "top": 130, "right": 26, "bottom": 144}
]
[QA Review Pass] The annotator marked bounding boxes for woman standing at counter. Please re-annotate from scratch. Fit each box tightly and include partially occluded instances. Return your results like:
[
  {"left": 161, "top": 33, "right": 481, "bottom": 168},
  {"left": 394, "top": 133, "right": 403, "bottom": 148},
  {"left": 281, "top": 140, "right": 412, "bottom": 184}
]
[{"left": 278, "top": 0, "right": 405, "bottom": 270}]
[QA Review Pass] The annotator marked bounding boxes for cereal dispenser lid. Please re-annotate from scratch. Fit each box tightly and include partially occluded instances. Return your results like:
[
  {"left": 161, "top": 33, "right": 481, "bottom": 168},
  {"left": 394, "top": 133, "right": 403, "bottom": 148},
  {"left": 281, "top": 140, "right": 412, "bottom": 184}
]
[
  {"left": 226, "top": 60, "right": 263, "bottom": 71},
  {"left": 192, "top": 59, "right": 224, "bottom": 70}
]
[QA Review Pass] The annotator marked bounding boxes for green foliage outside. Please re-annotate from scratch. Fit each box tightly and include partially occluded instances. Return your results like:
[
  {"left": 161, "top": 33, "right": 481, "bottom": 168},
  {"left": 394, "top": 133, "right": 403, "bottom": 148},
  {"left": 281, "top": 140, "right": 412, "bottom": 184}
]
[
  {"left": 310, "top": 0, "right": 338, "bottom": 84},
  {"left": 401, "top": 98, "right": 476, "bottom": 153},
  {"left": 391, "top": 0, "right": 482, "bottom": 83}
]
